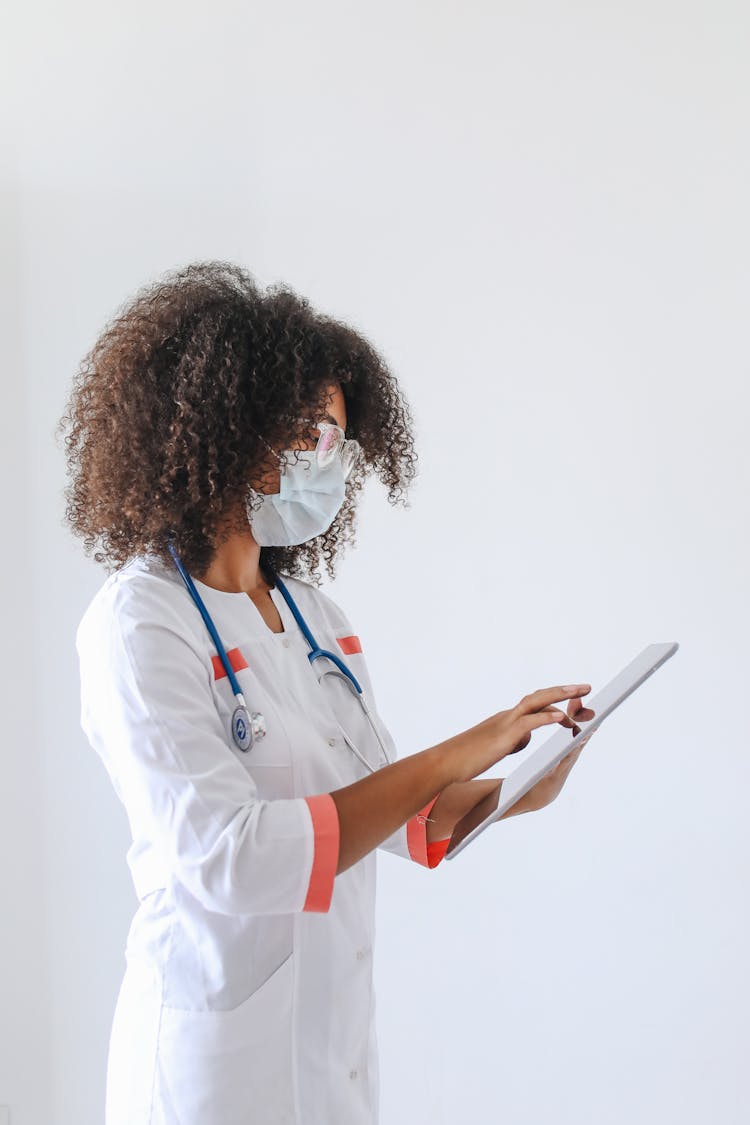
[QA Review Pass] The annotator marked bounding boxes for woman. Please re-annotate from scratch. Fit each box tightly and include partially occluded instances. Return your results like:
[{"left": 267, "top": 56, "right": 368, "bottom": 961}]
[{"left": 58, "top": 260, "right": 594, "bottom": 1125}]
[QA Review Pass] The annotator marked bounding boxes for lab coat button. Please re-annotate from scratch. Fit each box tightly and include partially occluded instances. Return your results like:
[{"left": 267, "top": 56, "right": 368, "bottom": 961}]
[
  {"left": 349, "top": 1069, "right": 358, "bottom": 1079},
  {"left": 356, "top": 949, "right": 365, "bottom": 960},
  {"left": 327, "top": 737, "right": 337, "bottom": 746},
  {"left": 282, "top": 637, "right": 290, "bottom": 648}
]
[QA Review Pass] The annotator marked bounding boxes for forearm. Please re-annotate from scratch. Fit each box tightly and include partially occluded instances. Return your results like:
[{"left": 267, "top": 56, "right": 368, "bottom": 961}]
[
  {"left": 427, "top": 777, "right": 532, "bottom": 846},
  {"left": 425, "top": 778, "right": 504, "bottom": 843},
  {"left": 330, "top": 742, "right": 457, "bottom": 874}
]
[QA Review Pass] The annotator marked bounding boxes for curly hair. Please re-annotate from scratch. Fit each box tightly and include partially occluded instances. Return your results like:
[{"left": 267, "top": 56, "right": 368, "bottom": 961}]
[{"left": 56, "top": 260, "right": 419, "bottom": 585}]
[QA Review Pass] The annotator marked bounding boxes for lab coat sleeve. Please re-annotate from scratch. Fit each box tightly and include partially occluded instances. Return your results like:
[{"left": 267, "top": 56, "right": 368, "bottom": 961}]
[
  {"left": 371, "top": 706, "right": 451, "bottom": 869},
  {"left": 76, "top": 583, "right": 340, "bottom": 916}
]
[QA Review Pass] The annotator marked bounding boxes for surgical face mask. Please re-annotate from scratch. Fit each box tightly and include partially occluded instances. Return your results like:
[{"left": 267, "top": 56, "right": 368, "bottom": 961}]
[{"left": 245, "top": 450, "right": 347, "bottom": 546}]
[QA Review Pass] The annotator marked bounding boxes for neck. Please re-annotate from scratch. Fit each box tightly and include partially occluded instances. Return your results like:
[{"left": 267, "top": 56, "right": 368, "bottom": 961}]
[{"left": 196, "top": 524, "right": 271, "bottom": 594}]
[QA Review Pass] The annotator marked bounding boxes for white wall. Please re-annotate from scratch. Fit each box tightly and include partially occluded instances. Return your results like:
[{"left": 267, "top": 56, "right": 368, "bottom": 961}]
[{"left": 3, "top": 2, "right": 748, "bottom": 1122}]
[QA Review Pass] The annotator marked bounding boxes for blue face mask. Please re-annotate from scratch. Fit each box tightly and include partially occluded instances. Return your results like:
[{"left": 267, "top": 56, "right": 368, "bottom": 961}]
[{"left": 245, "top": 450, "right": 347, "bottom": 547}]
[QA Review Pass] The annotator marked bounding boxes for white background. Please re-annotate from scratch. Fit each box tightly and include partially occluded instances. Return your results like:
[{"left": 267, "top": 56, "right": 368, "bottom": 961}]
[{"left": 2, "top": 1, "right": 748, "bottom": 1122}]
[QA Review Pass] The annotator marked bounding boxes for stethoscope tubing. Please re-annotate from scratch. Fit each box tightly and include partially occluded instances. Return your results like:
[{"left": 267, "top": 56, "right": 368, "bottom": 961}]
[
  {"left": 167, "top": 542, "right": 392, "bottom": 770},
  {"left": 273, "top": 572, "right": 364, "bottom": 694},
  {"left": 168, "top": 543, "right": 248, "bottom": 704}
]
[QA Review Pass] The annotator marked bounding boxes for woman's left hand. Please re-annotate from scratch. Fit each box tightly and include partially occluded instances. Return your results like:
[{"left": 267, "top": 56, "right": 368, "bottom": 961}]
[{"left": 504, "top": 694, "right": 597, "bottom": 816}]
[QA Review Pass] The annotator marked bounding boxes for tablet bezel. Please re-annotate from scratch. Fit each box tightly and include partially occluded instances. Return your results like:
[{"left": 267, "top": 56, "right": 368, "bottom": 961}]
[{"left": 443, "top": 641, "right": 679, "bottom": 861}]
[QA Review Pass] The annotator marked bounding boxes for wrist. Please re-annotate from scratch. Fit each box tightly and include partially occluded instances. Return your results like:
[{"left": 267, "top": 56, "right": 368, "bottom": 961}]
[{"left": 498, "top": 790, "right": 536, "bottom": 818}]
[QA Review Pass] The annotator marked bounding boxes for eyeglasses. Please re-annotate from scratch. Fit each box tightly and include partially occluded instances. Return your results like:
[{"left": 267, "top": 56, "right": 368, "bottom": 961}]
[{"left": 255, "top": 419, "right": 362, "bottom": 480}]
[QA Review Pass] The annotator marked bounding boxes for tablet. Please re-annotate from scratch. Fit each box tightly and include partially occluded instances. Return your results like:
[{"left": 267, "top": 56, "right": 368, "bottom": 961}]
[{"left": 443, "top": 642, "right": 679, "bottom": 861}]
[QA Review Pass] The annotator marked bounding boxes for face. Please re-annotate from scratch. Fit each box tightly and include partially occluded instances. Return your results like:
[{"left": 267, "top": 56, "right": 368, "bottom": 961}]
[{"left": 251, "top": 382, "right": 348, "bottom": 496}]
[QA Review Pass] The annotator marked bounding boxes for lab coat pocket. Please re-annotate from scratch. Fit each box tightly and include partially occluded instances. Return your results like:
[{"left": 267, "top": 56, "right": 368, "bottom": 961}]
[
  {"left": 211, "top": 666, "right": 293, "bottom": 770},
  {"left": 155, "top": 951, "right": 296, "bottom": 1125}
]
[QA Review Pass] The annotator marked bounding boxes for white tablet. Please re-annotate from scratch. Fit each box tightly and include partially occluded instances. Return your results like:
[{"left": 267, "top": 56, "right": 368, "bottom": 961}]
[{"left": 443, "top": 642, "right": 679, "bottom": 860}]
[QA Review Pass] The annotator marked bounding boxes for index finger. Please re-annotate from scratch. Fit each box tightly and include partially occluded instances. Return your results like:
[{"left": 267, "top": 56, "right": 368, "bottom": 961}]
[{"left": 514, "top": 684, "right": 592, "bottom": 717}]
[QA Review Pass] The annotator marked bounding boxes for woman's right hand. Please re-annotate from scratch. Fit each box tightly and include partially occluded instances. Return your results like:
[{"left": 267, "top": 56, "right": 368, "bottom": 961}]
[{"left": 443, "top": 684, "right": 594, "bottom": 784}]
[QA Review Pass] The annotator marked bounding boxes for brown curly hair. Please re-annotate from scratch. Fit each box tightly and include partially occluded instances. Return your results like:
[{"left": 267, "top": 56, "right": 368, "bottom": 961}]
[{"left": 55, "top": 260, "right": 419, "bottom": 585}]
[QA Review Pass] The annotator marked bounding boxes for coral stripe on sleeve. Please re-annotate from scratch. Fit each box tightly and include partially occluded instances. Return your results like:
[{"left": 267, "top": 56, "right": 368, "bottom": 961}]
[
  {"left": 406, "top": 794, "right": 441, "bottom": 867},
  {"left": 302, "top": 794, "right": 340, "bottom": 912},
  {"left": 426, "top": 838, "right": 451, "bottom": 868}
]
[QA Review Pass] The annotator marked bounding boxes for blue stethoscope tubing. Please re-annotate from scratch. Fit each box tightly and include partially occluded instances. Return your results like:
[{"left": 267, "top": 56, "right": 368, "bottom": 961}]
[{"left": 167, "top": 542, "right": 393, "bottom": 772}]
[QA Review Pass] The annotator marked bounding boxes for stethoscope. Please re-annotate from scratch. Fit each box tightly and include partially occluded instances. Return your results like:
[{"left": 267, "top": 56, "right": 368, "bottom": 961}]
[{"left": 167, "top": 542, "right": 393, "bottom": 774}]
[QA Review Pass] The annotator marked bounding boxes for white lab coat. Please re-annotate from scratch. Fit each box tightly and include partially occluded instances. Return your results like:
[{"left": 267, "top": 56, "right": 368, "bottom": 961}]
[{"left": 75, "top": 553, "right": 447, "bottom": 1125}]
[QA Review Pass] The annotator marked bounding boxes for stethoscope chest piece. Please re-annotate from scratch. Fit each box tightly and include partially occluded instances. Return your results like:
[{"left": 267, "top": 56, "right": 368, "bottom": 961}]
[{"left": 232, "top": 706, "right": 267, "bottom": 752}]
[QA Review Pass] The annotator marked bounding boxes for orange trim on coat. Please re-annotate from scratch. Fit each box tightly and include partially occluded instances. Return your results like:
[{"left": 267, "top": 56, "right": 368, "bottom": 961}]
[
  {"left": 406, "top": 794, "right": 441, "bottom": 866},
  {"left": 336, "top": 635, "right": 362, "bottom": 655},
  {"left": 302, "top": 794, "right": 340, "bottom": 913},
  {"left": 212, "top": 647, "right": 249, "bottom": 680},
  {"left": 426, "top": 838, "right": 451, "bottom": 868}
]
